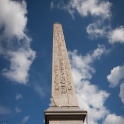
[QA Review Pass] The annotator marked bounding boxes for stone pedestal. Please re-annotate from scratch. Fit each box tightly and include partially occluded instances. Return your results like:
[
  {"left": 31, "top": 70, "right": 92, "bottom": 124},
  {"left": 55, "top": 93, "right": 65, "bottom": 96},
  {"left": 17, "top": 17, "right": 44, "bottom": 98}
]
[{"left": 44, "top": 107, "right": 87, "bottom": 124}]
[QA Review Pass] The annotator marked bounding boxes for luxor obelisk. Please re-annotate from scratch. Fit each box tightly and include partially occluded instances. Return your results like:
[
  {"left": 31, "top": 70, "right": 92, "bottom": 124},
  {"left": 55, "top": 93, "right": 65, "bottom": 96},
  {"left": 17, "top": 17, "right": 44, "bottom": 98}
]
[{"left": 44, "top": 23, "right": 87, "bottom": 124}]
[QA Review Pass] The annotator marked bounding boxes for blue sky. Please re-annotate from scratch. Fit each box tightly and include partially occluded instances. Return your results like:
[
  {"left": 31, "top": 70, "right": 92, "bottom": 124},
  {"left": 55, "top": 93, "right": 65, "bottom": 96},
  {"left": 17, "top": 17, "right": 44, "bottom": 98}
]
[{"left": 0, "top": 0, "right": 124, "bottom": 124}]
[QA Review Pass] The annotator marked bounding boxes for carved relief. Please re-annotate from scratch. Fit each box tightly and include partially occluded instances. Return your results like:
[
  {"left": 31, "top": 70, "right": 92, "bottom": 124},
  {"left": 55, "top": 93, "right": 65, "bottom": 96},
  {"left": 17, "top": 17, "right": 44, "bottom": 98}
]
[
  {"left": 61, "top": 86, "right": 66, "bottom": 94},
  {"left": 67, "top": 85, "right": 72, "bottom": 94},
  {"left": 54, "top": 73, "right": 60, "bottom": 96},
  {"left": 54, "top": 86, "right": 60, "bottom": 96},
  {"left": 53, "top": 23, "right": 74, "bottom": 96},
  {"left": 52, "top": 23, "right": 78, "bottom": 106}
]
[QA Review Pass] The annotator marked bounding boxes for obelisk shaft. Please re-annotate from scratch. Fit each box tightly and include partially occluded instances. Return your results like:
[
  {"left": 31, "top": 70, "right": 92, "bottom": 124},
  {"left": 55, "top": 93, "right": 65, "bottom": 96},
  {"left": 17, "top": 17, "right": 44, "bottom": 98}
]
[
  {"left": 51, "top": 23, "right": 78, "bottom": 107},
  {"left": 44, "top": 23, "right": 87, "bottom": 124}
]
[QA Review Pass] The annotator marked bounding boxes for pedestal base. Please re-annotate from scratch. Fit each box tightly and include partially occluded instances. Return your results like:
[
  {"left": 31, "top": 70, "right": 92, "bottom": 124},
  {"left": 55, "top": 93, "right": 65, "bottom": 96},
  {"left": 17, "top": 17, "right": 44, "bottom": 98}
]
[{"left": 44, "top": 107, "right": 87, "bottom": 124}]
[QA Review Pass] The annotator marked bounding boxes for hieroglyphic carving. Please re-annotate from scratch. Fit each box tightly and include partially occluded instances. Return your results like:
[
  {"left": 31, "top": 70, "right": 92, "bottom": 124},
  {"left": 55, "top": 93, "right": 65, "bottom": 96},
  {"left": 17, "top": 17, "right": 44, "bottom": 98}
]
[
  {"left": 53, "top": 23, "right": 74, "bottom": 96},
  {"left": 52, "top": 23, "right": 79, "bottom": 106}
]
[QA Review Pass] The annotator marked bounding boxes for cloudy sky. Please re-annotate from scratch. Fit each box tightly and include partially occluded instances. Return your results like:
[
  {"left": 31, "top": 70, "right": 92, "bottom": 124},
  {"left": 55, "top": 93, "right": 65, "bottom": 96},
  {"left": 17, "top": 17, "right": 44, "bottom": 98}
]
[{"left": 0, "top": 0, "right": 124, "bottom": 124}]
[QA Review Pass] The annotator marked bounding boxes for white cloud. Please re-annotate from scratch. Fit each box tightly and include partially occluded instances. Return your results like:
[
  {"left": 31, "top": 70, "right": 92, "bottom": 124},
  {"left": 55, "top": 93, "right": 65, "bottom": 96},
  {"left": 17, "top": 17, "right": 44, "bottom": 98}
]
[
  {"left": 69, "top": 44, "right": 106, "bottom": 85},
  {"left": 71, "top": 0, "right": 111, "bottom": 19},
  {"left": 86, "top": 22, "right": 110, "bottom": 39},
  {"left": 3, "top": 48, "right": 35, "bottom": 84},
  {"left": 87, "top": 23, "right": 105, "bottom": 39},
  {"left": 51, "top": 0, "right": 111, "bottom": 19},
  {"left": 76, "top": 81, "right": 109, "bottom": 124},
  {"left": 108, "top": 26, "right": 124, "bottom": 44},
  {"left": 107, "top": 65, "right": 124, "bottom": 87},
  {"left": 0, "top": 0, "right": 27, "bottom": 40},
  {"left": 0, "top": 0, "right": 36, "bottom": 84},
  {"left": 50, "top": 0, "right": 65, "bottom": 10},
  {"left": 0, "top": 106, "right": 11, "bottom": 115},
  {"left": 104, "top": 114, "right": 124, "bottom": 124},
  {"left": 22, "top": 115, "right": 30, "bottom": 123},
  {"left": 107, "top": 65, "right": 124, "bottom": 105},
  {"left": 51, "top": 0, "right": 124, "bottom": 45},
  {"left": 15, "top": 107, "right": 22, "bottom": 113},
  {"left": 119, "top": 83, "right": 124, "bottom": 104},
  {"left": 69, "top": 50, "right": 95, "bottom": 83},
  {"left": 69, "top": 45, "right": 109, "bottom": 124},
  {"left": 16, "top": 93, "right": 22, "bottom": 100}
]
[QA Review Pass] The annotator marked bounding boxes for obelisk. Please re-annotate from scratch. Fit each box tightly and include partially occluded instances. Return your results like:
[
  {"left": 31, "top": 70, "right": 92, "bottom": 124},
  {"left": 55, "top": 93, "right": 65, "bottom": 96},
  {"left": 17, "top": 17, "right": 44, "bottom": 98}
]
[{"left": 44, "top": 23, "right": 87, "bottom": 124}]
